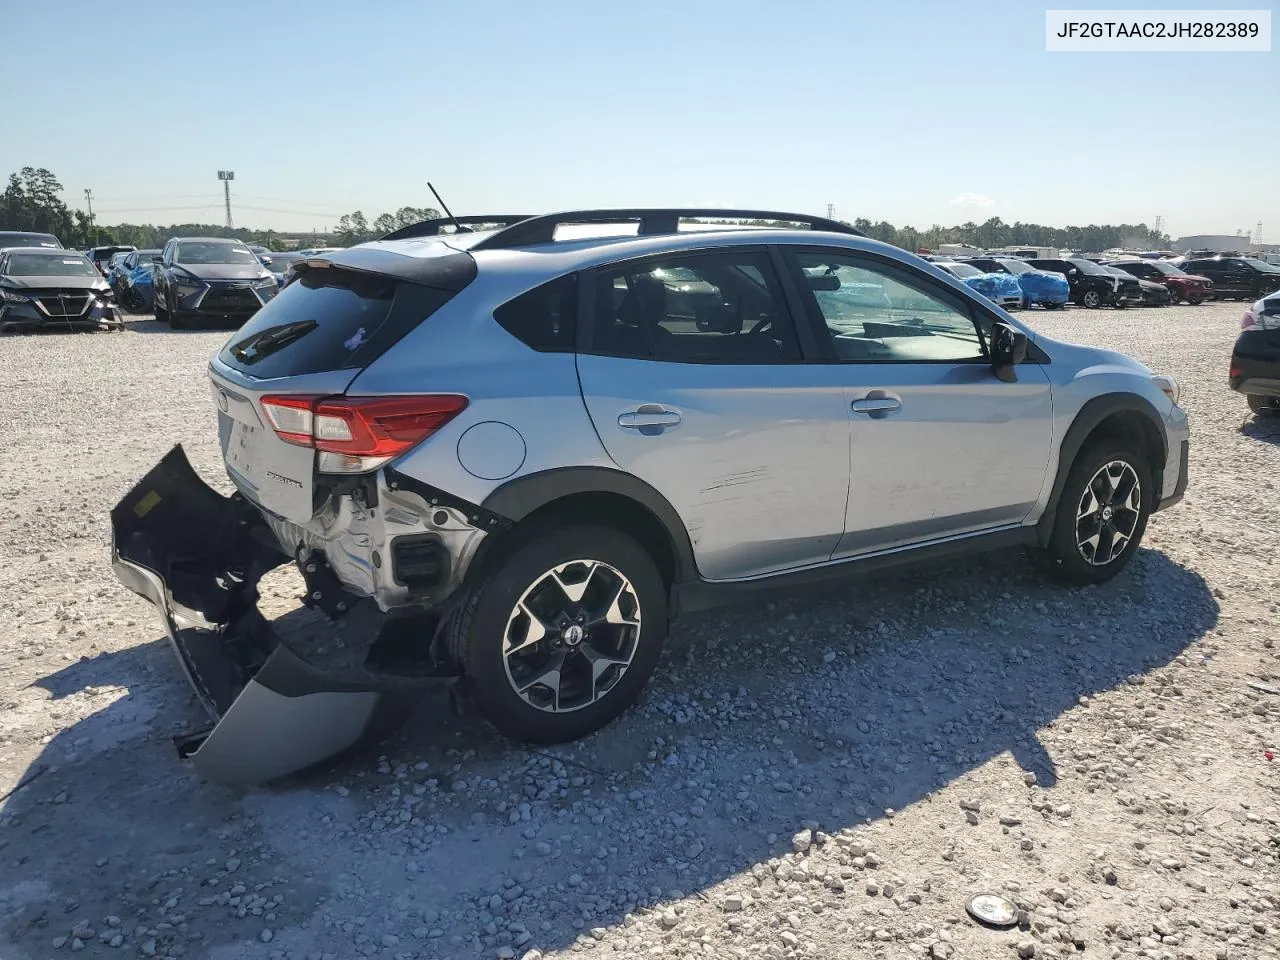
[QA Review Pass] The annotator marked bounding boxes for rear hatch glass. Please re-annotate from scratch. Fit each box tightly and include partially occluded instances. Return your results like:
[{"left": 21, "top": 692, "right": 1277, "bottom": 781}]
[{"left": 217, "top": 268, "right": 457, "bottom": 379}]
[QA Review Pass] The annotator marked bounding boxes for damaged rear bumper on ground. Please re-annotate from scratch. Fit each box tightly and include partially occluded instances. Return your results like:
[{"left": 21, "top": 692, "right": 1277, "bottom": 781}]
[{"left": 110, "top": 445, "right": 456, "bottom": 784}]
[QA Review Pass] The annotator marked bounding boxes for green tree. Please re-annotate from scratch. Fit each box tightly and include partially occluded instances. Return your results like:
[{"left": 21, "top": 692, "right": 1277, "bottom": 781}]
[{"left": 0, "top": 167, "right": 76, "bottom": 242}]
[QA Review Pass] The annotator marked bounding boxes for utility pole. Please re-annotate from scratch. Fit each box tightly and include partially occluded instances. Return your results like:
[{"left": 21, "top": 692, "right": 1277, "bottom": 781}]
[
  {"left": 217, "top": 170, "right": 235, "bottom": 229},
  {"left": 83, "top": 188, "right": 95, "bottom": 244}
]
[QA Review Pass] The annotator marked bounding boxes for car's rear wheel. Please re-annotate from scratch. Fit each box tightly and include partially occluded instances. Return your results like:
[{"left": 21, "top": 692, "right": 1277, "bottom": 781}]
[
  {"left": 1041, "top": 444, "right": 1153, "bottom": 585},
  {"left": 1247, "top": 394, "right": 1280, "bottom": 416},
  {"left": 454, "top": 525, "right": 667, "bottom": 744},
  {"left": 1081, "top": 290, "right": 1102, "bottom": 309}
]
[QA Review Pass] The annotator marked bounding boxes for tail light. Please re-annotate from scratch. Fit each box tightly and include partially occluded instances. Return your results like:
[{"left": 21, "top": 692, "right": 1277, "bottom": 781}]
[{"left": 260, "top": 394, "right": 468, "bottom": 474}]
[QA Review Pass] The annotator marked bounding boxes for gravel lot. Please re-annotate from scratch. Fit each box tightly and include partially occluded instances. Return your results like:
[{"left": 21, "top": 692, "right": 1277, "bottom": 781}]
[{"left": 1, "top": 302, "right": 1277, "bottom": 960}]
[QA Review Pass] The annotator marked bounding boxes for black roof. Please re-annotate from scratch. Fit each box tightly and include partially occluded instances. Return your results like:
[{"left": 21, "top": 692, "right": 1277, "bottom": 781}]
[{"left": 469, "top": 208, "right": 864, "bottom": 251}]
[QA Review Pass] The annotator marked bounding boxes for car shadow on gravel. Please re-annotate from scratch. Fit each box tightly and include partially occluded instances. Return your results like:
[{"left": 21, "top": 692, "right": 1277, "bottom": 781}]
[
  {"left": 1240, "top": 413, "right": 1280, "bottom": 444},
  {"left": 1, "top": 547, "right": 1218, "bottom": 959}
]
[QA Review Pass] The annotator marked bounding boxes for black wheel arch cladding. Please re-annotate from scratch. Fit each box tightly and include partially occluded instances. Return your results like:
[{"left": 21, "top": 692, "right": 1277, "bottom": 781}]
[
  {"left": 1036, "top": 393, "right": 1168, "bottom": 546},
  {"left": 480, "top": 467, "right": 698, "bottom": 584}
]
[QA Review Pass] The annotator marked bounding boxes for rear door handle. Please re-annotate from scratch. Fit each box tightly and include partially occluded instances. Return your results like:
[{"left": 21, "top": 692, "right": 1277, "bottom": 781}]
[
  {"left": 618, "top": 405, "right": 682, "bottom": 430},
  {"left": 851, "top": 397, "right": 902, "bottom": 416}
]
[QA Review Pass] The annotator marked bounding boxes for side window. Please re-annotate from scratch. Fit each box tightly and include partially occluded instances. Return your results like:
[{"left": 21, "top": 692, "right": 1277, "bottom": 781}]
[
  {"left": 590, "top": 251, "right": 800, "bottom": 364},
  {"left": 792, "top": 251, "right": 985, "bottom": 364},
  {"left": 493, "top": 273, "right": 576, "bottom": 352}
]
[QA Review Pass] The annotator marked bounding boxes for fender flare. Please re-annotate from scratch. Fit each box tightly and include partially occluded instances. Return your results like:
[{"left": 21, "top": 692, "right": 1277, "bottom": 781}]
[
  {"left": 481, "top": 466, "right": 699, "bottom": 582},
  {"left": 1036, "top": 393, "right": 1169, "bottom": 545}
]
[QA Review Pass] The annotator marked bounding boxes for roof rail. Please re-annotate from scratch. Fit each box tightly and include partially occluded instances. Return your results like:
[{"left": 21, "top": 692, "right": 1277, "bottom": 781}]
[
  {"left": 381, "top": 214, "right": 534, "bottom": 242},
  {"left": 468, "top": 208, "right": 863, "bottom": 251}
]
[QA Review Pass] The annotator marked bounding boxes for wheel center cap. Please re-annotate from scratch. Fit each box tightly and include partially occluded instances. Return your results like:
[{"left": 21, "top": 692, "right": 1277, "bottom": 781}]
[
  {"left": 1101, "top": 505, "right": 1114, "bottom": 521},
  {"left": 563, "top": 624, "right": 584, "bottom": 647}
]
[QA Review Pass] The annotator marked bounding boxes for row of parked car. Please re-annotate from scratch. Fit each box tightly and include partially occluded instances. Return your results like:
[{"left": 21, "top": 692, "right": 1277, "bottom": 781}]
[
  {"left": 922, "top": 250, "right": 1280, "bottom": 311},
  {"left": 93, "top": 241, "right": 344, "bottom": 326}
]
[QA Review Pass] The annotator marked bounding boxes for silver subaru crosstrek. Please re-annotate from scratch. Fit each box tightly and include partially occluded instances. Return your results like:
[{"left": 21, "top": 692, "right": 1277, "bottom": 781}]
[{"left": 110, "top": 209, "right": 1189, "bottom": 783}]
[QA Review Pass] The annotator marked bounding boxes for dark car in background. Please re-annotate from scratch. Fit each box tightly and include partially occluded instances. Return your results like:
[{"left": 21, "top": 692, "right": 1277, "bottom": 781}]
[
  {"left": 0, "top": 247, "right": 116, "bottom": 331},
  {"left": 112, "top": 248, "right": 162, "bottom": 308},
  {"left": 86, "top": 244, "right": 136, "bottom": 275},
  {"left": 1230, "top": 290, "right": 1280, "bottom": 415},
  {"left": 0, "top": 231, "right": 63, "bottom": 250},
  {"left": 152, "top": 237, "right": 278, "bottom": 329},
  {"left": 1101, "top": 265, "right": 1159, "bottom": 306},
  {"left": 1028, "top": 256, "right": 1132, "bottom": 308},
  {"left": 104, "top": 252, "right": 132, "bottom": 289},
  {"left": 260, "top": 251, "right": 303, "bottom": 288},
  {"left": 1182, "top": 256, "right": 1280, "bottom": 301},
  {"left": 961, "top": 256, "right": 1070, "bottom": 309},
  {"left": 1107, "top": 259, "right": 1213, "bottom": 304}
]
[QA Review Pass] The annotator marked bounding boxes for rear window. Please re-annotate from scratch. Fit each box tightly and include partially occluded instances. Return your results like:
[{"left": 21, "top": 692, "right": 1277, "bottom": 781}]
[
  {"left": 493, "top": 273, "right": 577, "bottom": 352},
  {"left": 217, "top": 269, "right": 458, "bottom": 379}
]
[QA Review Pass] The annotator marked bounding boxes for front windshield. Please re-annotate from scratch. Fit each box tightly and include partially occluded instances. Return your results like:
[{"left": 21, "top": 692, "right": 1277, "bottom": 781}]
[
  {"left": 996, "top": 258, "right": 1031, "bottom": 274},
  {"left": 1244, "top": 258, "right": 1280, "bottom": 273},
  {"left": 4, "top": 253, "right": 99, "bottom": 278},
  {"left": 1071, "top": 259, "right": 1109, "bottom": 276},
  {"left": 944, "top": 263, "right": 982, "bottom": 278},
  {"left": 175, "top": 241, "right": 260, "bottom": 265}
]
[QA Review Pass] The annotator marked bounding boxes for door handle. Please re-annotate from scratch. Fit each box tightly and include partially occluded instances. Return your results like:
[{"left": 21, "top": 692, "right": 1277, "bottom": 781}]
[
  {"left": 851, "top": 397, "right": 902, "bottom": 416},
  {"left": 618, "top": 405, "right": 682, "bottom": 430}
]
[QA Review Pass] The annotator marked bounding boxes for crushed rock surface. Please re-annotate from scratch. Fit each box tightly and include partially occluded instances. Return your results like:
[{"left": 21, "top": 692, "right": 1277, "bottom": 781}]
[{"left": 0, "top": 305, "right": 1277, "bottom": 959}]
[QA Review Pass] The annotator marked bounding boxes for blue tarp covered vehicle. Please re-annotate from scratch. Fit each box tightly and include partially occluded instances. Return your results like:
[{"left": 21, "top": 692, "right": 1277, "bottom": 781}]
[
  {"left": 124, "top": 263, "right": 154, "bottom": 310},
  {"left": 961, "top": 257, "right": 1070, "bottom": 309},
  {"left": 935, "top": 262, "right": 1023, "bottom": 310}
]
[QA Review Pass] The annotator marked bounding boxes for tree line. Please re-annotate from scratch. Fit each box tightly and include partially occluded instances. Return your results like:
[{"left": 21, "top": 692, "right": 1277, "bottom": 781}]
[{"left": 2, "top": 166, "right": 1171, "bottom": 256}]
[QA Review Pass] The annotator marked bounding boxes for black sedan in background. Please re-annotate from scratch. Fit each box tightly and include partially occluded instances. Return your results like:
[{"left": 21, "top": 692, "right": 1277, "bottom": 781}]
[
  {"left": 0, "top": 247, "right": 116, "bottom": 331},
  {"left": 1231, "top": 291, "right": 1280, "bottom": 416},
  {"left": 152, "top": 237, "right": 278, "bottom": 329}
]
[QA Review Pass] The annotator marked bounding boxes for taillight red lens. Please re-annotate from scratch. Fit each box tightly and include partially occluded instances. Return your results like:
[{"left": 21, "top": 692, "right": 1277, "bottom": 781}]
[
  {"left": 312, "top": 396, "right": 469, "bottom": 457},
  {"left": 258, "top": 394, "right": 468, "bottom": 462},
  {"left": 260, "top": 394, "right": 317, "bottom": 446}
]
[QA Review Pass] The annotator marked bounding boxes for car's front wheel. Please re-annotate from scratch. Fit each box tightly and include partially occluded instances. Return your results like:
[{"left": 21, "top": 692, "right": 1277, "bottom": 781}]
[
  {"left": 1081, "top": 289, "right": 1102, "bottom": 308},
  {"left": 1041, "top": 444, "right": 1153, "bottom": 585},
  {"left": 454, "top": 525, "right": 668, "bottom": 744}
]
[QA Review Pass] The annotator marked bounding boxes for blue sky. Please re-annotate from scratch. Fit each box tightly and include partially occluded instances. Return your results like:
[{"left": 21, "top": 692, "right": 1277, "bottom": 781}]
[{"left": 3, "top": 0, "right": 1276, "bottom": 239}]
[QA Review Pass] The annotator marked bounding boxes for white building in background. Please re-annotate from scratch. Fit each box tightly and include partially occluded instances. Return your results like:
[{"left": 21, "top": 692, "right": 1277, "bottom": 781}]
[{"left": 1173, "top": 234, "right": 1249, "bottom": 253}]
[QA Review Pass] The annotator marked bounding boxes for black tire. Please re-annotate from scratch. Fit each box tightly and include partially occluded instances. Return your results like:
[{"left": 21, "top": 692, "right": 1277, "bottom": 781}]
[
  {"left": 1188, "top": 296, "right": 1204, "bottom": 305},
  {"left": 1044, "top": 301, "right": 1065, "bottom": 310},
  {"left": 166, "top": 297, "right": 188, "bottom": 330},
  {"left": 454, "top": 524, "right": 668, "bottom": 744},
  {"left": 1247, "top": 394, "right": 1279, "bottom": 416},
  {"left": 153, "top": 292, "right": 169, "bottom": 325},
  {"left": 1081, "top": 289, "right": 1102, "bottom": 309},
  {"left": 1040, "top": 443, "right": 1153, "bottom": 586}
]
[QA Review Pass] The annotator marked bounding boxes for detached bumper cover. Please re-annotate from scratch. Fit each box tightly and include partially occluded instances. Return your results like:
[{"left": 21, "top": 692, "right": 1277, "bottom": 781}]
[{"left": 110, "top": 445, "right": 426, "bottom": 784}]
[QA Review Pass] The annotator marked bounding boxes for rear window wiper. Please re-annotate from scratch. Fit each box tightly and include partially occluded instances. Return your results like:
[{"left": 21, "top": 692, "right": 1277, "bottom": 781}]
[{"left": 229, "top": 320, "right": 318, "bottom": 365}]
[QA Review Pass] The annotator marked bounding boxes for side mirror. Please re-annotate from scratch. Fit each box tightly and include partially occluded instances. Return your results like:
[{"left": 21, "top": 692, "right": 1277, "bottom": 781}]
[
  {"left": 260, "top": 256, "right": 272, "bottom": 266},
  {"left": 151, "top": 255, "right": 162, "bottom": 263},
  {"left": 991, "top": 321, "right": 1028, "bottom": 383}
]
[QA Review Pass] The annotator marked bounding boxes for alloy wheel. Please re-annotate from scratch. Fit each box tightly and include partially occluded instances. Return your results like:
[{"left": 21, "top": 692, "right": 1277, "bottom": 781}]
[
  {"left": 502, "top": 559, "right": 641, "bottom": 713},
  {"left": 1082, "top": 290, "right": 1101, "bottom": 308},
  {"left": 1075, "top": 461, "right": 1142, "bottom": 566}
]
